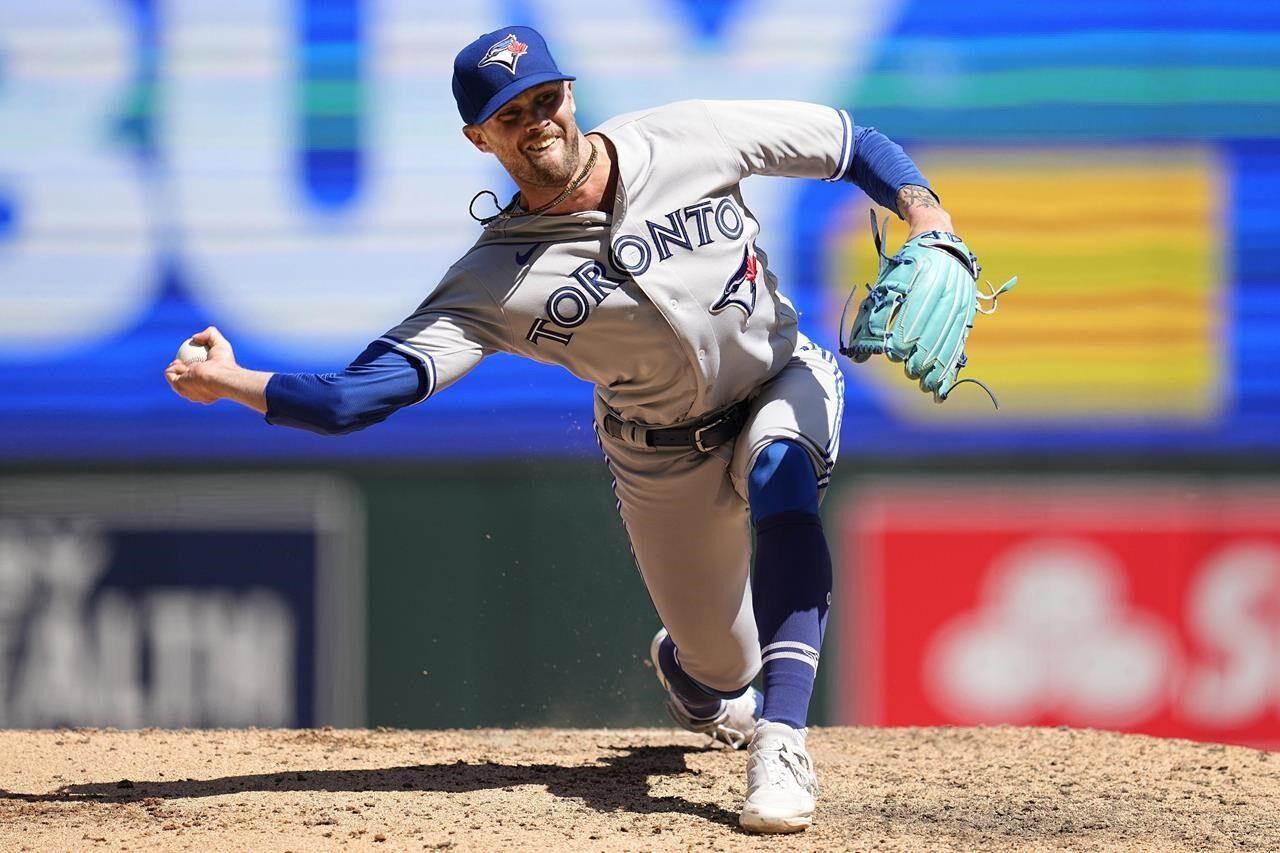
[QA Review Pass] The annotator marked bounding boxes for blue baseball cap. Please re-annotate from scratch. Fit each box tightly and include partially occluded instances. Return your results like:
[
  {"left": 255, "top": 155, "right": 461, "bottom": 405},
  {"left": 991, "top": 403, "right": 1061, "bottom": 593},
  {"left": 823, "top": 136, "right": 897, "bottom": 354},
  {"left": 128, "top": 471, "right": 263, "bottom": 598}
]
[{"left": 452, "top": 26, "right": 576, "bottom": 126}]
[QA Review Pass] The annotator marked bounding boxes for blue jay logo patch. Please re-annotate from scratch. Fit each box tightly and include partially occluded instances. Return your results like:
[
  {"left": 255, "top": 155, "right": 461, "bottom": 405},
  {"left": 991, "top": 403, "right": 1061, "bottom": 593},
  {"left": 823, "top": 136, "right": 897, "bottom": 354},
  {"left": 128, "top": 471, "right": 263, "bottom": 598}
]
[
  {"left": 711, "top": 243, "right": 759, "bottom": 317},
  {"left": 478, "top": 34, "right": 529, "bottom": 75}
]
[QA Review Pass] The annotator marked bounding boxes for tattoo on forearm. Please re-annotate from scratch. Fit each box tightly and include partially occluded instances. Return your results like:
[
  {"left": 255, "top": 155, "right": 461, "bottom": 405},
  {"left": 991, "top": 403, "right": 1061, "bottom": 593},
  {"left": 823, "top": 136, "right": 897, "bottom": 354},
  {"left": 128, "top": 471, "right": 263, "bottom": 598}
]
[{"left": 896, "top": 184, "right": 940, "bottom": 216}]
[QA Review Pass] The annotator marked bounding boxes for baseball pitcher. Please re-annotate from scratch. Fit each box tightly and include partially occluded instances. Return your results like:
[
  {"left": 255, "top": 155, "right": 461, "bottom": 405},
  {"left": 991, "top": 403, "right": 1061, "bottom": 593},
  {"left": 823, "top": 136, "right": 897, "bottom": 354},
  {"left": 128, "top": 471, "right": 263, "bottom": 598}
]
[{"left": 166, "top": 25, "right": 999, "bottom": 833}]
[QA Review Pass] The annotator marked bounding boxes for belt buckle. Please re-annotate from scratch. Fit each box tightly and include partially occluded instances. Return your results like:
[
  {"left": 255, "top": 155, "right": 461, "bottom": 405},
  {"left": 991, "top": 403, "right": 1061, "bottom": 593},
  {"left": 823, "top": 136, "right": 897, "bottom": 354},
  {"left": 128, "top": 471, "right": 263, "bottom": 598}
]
[{"left": 693, "top": 416, "right": 725, "bottom": 453}]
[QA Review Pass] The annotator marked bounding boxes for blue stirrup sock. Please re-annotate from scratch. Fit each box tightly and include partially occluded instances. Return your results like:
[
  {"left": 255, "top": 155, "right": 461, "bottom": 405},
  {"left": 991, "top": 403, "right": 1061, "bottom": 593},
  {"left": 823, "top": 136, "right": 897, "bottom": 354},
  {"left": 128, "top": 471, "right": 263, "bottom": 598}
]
[{"left": 749, "top": 441, "right": 833, "bottom": 730}]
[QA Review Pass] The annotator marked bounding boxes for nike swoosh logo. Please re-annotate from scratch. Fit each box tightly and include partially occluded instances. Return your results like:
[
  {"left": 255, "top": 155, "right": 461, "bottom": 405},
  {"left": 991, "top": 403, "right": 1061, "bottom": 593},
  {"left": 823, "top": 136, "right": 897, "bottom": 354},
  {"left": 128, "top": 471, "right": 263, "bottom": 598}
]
[{"left": 515, "top": 243, "right": 542, "bottom": 265}]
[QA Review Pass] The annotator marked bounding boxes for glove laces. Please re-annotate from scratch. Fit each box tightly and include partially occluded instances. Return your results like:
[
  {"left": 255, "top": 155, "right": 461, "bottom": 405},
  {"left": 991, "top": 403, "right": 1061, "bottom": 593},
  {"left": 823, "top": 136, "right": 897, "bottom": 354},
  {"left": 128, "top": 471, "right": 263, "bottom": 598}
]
[{"left": 977, "top": 275, "right": 1018, "bottom": 315}]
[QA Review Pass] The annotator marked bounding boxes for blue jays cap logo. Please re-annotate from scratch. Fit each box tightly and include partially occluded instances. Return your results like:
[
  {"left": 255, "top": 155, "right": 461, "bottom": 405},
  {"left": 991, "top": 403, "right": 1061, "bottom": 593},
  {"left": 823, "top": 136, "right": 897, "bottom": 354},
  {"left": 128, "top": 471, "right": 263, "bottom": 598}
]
[
  {"left": 453, "top": 26, "right": 574, "bottom": 125},
  {"left": 478, "top": 33, "right": 529, "bottom": 75},
  {"left": 711, "top": 243, "right": 759, "bottom": 317}
]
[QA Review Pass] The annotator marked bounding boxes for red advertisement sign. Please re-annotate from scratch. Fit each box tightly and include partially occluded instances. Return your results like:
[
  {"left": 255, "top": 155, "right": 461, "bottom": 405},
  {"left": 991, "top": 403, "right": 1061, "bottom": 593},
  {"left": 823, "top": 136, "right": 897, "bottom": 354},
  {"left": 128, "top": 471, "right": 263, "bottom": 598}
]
[{"left": 839, "top": 480, "right": 1280, "bottom": 748}]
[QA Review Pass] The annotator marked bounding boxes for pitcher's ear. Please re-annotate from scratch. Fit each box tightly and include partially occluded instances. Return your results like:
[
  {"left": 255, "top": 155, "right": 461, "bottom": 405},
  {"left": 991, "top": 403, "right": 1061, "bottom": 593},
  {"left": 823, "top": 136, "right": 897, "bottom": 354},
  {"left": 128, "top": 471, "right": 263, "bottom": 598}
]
[{"left": 462, "top": 125, "right": 490, "bottom": 153}]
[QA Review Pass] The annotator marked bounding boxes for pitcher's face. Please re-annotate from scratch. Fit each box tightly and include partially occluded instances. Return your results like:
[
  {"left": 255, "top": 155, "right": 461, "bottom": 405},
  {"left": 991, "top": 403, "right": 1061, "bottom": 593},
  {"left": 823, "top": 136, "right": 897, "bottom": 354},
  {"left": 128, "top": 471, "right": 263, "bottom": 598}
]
[{"left": 464, "top": 82, "right": 582, "bottom": 188}]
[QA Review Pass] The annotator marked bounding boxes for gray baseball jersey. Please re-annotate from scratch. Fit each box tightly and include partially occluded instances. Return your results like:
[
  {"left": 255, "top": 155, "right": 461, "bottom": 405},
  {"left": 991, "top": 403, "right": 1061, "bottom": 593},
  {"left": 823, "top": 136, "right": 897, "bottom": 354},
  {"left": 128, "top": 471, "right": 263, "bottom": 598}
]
[{"left": 383, "top": 99, "right": 849, "bottom": 691}]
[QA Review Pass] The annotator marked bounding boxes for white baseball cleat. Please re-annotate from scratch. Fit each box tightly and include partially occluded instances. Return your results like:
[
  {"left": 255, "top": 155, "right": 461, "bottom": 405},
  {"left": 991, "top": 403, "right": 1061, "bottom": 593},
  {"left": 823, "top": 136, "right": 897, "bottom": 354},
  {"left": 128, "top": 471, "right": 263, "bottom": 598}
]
[
  {"left": 649, "top": 628, "right": 760, "bottom": 749},
  {"left": 739, "top": 720, "right": 819, "bottom": 833}
]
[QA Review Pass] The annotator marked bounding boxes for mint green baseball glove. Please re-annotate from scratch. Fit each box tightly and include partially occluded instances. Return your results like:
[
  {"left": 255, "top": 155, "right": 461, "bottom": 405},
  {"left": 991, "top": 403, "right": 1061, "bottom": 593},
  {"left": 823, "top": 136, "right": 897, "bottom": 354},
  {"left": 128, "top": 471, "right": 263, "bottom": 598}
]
[{"left": 840, "top": 211, "right": 1017, "bottom": 406}]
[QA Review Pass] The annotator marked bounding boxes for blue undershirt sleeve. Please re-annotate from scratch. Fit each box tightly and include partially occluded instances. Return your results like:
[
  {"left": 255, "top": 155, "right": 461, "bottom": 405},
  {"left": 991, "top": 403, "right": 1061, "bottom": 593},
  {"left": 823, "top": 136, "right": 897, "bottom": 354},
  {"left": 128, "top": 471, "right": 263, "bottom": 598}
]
[
  {"left": 264, "top": 342, "right": 426, "bottom": 435},
  {"left": 846, "top": 125, "right": 933, "bottom": 216}
]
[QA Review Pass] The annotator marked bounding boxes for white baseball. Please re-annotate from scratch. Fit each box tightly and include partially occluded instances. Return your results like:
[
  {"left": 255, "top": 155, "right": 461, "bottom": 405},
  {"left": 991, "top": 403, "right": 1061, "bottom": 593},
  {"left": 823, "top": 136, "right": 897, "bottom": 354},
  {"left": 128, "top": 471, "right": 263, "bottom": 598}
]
[{"left": 176, "top": 337, "right": 209, "bottom": 364}]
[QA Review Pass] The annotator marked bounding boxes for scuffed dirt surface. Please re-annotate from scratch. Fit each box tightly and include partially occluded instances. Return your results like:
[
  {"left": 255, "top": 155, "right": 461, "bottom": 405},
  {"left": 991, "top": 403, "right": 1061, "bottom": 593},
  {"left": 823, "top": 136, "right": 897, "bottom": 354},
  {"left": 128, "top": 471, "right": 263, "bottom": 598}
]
[{"left": 1, "top": 726, "right": 1277, "bottom": 851}]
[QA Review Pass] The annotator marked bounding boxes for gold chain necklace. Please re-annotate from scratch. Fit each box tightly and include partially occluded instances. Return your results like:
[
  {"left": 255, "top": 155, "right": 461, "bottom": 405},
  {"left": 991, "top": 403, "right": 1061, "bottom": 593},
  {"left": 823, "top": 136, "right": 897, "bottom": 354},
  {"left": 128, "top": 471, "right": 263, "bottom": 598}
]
[{"left": 469, "top": 141, "right": 600, "bottom": 225}]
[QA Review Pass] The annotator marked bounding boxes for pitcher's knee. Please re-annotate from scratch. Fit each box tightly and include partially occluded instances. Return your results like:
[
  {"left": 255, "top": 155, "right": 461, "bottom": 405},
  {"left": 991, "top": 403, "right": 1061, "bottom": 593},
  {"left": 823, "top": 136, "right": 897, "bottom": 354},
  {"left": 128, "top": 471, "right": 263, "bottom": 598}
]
[{"left": 748, "top": 440, "right": 819, "bottom": 525}]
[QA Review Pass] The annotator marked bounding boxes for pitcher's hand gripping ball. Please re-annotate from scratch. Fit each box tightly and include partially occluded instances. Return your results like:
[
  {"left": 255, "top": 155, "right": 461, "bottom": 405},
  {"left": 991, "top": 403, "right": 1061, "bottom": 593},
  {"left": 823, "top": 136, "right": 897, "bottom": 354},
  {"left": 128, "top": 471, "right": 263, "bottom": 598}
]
[{"left": 840, "top": 211, "right": 1016, "bottom": 407}]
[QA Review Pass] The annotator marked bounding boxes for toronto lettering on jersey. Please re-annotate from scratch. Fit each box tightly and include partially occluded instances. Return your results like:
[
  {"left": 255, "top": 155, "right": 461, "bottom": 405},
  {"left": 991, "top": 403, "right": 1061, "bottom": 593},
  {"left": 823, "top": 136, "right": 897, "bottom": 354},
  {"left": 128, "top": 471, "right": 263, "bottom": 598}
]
[{"left": 526, "top": 197, "right": 747, "bottom": 346}]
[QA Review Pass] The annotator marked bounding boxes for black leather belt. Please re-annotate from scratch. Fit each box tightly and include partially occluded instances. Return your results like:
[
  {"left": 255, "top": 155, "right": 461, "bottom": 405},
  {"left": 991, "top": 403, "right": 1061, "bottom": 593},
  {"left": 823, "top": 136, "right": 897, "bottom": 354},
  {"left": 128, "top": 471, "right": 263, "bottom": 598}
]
[{"left": 602, "top": 400, "right": 750, "bottom": 453}]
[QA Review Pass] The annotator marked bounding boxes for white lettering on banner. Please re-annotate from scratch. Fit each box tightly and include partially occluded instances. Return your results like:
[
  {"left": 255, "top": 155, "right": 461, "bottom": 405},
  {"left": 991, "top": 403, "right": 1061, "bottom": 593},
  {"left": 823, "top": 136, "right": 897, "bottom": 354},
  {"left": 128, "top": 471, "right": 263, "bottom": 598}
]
[
  {"left": 147, "top": 590, "right": 294, "bottom": 727},
  {"left": 1, "top": 1, "right": 897, "bottom": 358},
  {"left": 924, "top": 539, "right": 1176, "bottom": 727},
  {"left": 0, "top": 3, "right": 157, "bottom": 356},
  {"left": 925, "top": 536, "right": 1280, "bottom": 731},
  {"left": 168, "top": 0, "right": 885, "bottom": 355},
  {"left": 0, "top": 521, "right": 295, "bottom": 727},
  {"left": 1181, "top": 542, "right": 1280, "bottom": 727}
]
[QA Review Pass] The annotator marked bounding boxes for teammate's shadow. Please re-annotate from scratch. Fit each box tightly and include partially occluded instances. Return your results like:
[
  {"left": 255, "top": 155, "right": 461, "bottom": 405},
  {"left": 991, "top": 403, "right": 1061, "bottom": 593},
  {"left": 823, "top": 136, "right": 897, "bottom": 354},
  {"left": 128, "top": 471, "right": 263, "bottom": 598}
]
[{"left": 5, "top": 744, "right": 739, "bottom": 827}]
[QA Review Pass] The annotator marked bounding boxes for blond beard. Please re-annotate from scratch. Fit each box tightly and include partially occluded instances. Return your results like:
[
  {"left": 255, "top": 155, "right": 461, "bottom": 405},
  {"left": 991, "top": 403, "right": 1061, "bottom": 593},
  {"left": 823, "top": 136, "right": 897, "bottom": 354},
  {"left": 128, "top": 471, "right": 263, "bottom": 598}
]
[{"left": 509, "top": 124, "right": 583, "bottom": 189}]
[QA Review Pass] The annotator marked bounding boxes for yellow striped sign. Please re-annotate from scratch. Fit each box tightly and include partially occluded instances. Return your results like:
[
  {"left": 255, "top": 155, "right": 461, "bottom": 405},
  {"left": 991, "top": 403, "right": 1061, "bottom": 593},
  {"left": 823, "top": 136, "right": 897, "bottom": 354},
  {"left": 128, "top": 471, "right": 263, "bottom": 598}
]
[{"left": 828, "top": 147, "right": 1226, "bottom": 421}]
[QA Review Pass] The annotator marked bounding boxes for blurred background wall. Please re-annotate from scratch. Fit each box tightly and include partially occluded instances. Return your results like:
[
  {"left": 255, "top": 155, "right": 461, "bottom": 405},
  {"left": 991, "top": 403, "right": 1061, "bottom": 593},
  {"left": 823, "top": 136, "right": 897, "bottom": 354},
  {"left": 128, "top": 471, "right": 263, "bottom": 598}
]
[{"left": 2, "top": 1, "right": 1279, "bottom": 747}]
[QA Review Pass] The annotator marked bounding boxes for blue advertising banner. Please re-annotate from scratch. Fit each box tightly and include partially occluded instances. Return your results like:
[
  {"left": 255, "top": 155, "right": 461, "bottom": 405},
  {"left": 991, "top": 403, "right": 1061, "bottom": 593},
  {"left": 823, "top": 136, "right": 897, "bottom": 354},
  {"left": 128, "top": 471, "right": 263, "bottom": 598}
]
[
  {"left": 0, "top": 476, "right": 364, "bottom": 727},
  {"left": 3, "top": 1, "right": 1279, "bottom": 459}
]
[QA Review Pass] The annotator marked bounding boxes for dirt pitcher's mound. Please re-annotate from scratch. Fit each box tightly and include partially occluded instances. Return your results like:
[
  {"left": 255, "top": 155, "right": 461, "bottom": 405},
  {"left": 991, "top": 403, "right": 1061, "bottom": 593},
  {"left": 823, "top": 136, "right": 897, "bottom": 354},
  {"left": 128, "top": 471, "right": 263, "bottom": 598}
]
[{"left": 1, "top": 727, "right": 1277, "bottom": 852}]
